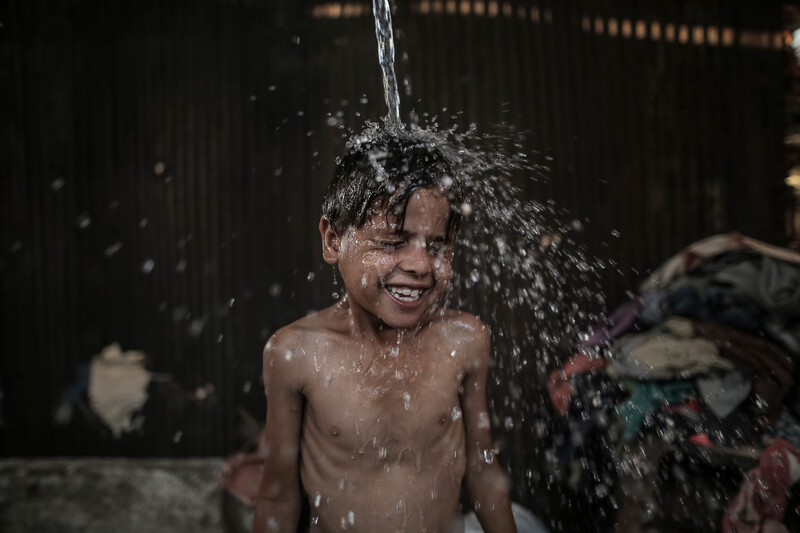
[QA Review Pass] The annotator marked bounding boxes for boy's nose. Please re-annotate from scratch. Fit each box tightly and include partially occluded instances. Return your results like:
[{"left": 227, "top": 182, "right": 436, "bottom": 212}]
[{"left": 398, "top": 239, "right": 431, "bottom": 274}]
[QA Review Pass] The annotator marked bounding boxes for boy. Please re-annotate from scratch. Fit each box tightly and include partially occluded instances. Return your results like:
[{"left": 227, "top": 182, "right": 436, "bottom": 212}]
[{"left": 254, "top": 131, "right": 517, "bottom": 533}]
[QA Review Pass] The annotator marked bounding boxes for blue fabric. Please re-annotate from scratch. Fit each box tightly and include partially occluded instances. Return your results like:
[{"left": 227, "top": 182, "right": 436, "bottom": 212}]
[{"left": 616, "top": 381, "right": 695, "bottom": 441}]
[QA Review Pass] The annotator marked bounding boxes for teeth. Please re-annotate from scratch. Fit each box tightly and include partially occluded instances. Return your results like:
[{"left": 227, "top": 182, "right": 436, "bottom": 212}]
[{"left": 388, "top": 286, "right": 422, "bottom": 301}]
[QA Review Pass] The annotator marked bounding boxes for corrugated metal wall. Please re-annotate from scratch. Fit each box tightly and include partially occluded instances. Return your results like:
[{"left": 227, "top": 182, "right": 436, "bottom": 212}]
[{"left": 0, "top": 0, "right": 790, "bottom": 512}]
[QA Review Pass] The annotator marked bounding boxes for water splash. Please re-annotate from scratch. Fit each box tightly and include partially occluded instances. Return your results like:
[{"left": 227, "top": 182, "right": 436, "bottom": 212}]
[
  {"left": 357, "top": 4, "right": 608, "bottom": 525},
  {"left": 372, "top": 0, "right": 402, "bottom": 126},
  {"left": 342, "top": 120, "right": 607, "bottom": 508}
]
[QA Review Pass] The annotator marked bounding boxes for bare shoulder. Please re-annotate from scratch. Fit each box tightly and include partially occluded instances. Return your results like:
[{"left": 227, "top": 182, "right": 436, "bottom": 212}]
[
  {"left": 263, "top": 305, "right": 343, "bottom": 387},
  {"left": 435, "top": 310, "right": 491, "bottom": 364},
  {"left": 437, "top": 309, "right": 490, "bottom": 341}
]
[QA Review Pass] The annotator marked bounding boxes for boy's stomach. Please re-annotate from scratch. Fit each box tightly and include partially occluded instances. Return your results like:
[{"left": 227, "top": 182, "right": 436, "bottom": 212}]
[{"left": 301, "top": 450, "right": 467, "bottom": 533}]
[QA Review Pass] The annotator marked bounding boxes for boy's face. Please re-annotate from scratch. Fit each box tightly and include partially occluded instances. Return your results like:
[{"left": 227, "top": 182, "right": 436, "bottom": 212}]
[{"left": 327, "top": 188, "right": 454, "bottom": 330}]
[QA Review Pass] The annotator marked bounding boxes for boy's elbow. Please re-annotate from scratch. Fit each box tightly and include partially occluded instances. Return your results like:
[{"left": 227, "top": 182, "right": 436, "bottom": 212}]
[
  {"left": 253, "top": 490, "right": 303, "bottom": 533},
  {"left": 467, "top": 464, "right": 511, "bottom": 494}
]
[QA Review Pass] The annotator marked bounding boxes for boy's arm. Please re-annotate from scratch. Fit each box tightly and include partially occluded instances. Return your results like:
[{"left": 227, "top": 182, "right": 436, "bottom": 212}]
[
  {"left": 253, "top": 335, "right": 305, "bottom": 533},
  {"left": 461, "top": 323, "right": 518, "bottom": 533}
]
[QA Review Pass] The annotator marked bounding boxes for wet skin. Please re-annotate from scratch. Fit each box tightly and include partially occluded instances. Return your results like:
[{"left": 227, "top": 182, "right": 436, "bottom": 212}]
[{"left": 253, "top": 190, "right": 517, "bottom": 533}]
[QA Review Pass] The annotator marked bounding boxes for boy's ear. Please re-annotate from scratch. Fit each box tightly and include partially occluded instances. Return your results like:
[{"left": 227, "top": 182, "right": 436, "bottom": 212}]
[{"left": 319, "top": 216, "right": 340, "bottom": 264}]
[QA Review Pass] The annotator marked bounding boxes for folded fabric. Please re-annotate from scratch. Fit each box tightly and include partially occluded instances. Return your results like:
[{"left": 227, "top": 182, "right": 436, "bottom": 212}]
[
  {"left": 640, "top": 282, "right": 767, "bottom": 332},
  {"left": 547, "top": 352, "right": 607, "bottom": 416},
  {"left": 580, "top": 298, "right": 643, "bottom": 348},
  {"left": 607, "top": 318, "right": 734, "bottom": 381},
  {"left": 713, "top": 256, "right": 800, "bottom": 320},
  {"left": 695, "top": 370, "right": 751, "bottom": 419},
  {"left": 640, "top": 233, "right": 800, "bottom": 294},
  {"left": 722, "top": 438, "right": 800, "bottom": 533},
  {"left": 616, "top": 380, "right": 695, "bottom": 441},
  {"left": 692, "top": 320, "right": 794, "bottom": 424}
]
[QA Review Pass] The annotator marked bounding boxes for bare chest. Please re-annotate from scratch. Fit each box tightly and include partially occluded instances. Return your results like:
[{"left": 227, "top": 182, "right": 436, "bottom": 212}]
[{"left": 301, "top": 348, "right": 466, "bottom": 463}]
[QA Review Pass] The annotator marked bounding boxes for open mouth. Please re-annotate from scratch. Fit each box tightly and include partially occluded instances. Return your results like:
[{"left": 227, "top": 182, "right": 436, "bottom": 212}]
[{"left": 385, "top": 285, "right": 426, "bottom": 303}]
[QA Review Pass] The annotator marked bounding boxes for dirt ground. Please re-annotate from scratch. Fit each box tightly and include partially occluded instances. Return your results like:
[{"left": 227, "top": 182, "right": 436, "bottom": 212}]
[{"left": 0, "top": 458, "right": 253, "bottom": 533}]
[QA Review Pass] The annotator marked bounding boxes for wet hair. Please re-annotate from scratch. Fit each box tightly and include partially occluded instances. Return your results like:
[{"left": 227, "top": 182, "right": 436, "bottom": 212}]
[{"left": 322, "top": 131, "right": 463, "bottom": 241}]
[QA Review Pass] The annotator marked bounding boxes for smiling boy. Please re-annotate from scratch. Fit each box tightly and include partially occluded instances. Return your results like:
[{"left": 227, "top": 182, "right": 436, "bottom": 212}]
[{"left": 253, "top": 132, "right": 517, "bottom": 533}]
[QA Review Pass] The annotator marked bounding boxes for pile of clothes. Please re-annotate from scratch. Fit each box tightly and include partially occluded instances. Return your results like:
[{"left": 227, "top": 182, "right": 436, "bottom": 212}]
[{"left": 548, "top": 233, "right": 800, "bottom": 532}]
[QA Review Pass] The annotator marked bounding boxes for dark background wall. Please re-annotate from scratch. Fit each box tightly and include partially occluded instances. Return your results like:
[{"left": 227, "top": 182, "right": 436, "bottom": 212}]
[{"left": 0, "top": 0, "right": 795, "bottom": 517}]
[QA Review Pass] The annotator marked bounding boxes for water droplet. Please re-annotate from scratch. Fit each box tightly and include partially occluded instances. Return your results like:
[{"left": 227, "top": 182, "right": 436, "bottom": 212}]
[
  {"left": 175, "top": 259, "right": 187, "bottom": 273},
  {"left": 51, "top": 177, "right": 65, "bottom": 192},
  {"left": 188, "top": 318, "right": 205, "bottom": 337},
  {"left": 173, "top": 430, "right": 183, "bottom": 443},
  {"left": 75, "top": 213, "right": 91, "bottom": 229},
  {"left": 482, "top": 449, "right": 495, "bottom": 464},
  {"left": 154, "top": 162, "right": 166, "bottom": 175},
  {"left": 460, "top": 202, "right": 472, "bottom": 215},
  {"left": 141, "top": 259, "right": 155, "bottom": 274},
  {"left": 269, "top": 283, "right": 282, "bottom": 297},
  {"left": 104, "top": 242, "right": 122, "bottom": 257},
  {"left": 402, "top": 392, "right": 412, "bottom": 411},
  {"left": 611, "top": 229, "right": 621, "bottom": 238}
]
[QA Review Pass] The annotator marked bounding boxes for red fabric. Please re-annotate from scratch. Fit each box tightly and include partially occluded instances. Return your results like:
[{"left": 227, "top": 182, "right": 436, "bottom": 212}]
[
  {"left": 688, "top": 433, "right": 713, "bottom": 447},
  {"left": 722, "top": 438, "right": 800, "bottom": 533},
  {"left": 218, "top": 429, "right": 269, "bottom": 506},
  {"left": 547, "top": 352, "right": 606, "bottom": 416}
]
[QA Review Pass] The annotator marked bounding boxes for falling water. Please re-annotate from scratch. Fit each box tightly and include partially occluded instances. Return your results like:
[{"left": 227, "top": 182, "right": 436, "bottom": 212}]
[
  {"left": 362, "top": 4, "right": 611, "bottom": 530},
  {"left": 372, "top": 0, "right": 402, "bottom": 126}
]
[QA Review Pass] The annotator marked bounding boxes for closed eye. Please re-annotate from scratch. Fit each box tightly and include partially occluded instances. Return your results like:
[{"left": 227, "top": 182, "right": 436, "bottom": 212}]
[
  {"left": 380, "top": 240, "right": 404, "bottom": 251},
  {"left": 427, "top": 241, "right": 449, "bottom": 257}
]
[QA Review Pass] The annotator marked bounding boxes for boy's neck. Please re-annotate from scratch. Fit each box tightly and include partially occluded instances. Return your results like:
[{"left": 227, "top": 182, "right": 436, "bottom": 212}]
[{"left": 339, "top": 296, "right": 423, "bottom": 346}]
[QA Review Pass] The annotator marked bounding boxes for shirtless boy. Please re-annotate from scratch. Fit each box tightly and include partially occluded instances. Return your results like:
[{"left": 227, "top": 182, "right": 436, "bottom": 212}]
[{"left": 254, "top": 132, "right": 517, "bottom": 533}]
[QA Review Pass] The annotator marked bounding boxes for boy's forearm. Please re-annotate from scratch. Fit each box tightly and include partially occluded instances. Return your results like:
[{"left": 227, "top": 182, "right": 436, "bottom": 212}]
[
  {"left": 465, "top": 466, "right": 518, "bottom": 533},
  {"left": 252, "top": 493, "right": 302, "bottom": 533}
]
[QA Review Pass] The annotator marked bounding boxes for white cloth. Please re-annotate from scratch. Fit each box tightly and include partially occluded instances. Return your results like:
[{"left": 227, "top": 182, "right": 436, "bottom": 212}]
[
  {"left": 463, "top": 502, "right": 550, "bottom": 533},
  {"left": 88, "top": 343, "right": 151, "bottom": 437}
]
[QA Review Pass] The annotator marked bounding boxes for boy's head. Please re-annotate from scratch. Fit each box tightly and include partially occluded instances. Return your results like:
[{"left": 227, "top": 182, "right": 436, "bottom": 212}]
[
  {"left": 321, "top": 131, "right": 462, "bottom": 241},
  {"left": 319, "top": 131, "right": 463, "bottom": 329}
]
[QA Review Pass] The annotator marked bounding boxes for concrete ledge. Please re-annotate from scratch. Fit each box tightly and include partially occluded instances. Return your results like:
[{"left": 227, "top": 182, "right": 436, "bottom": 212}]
[{"left": 0, "top": 458, "right": 253, "bottom": 533}]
